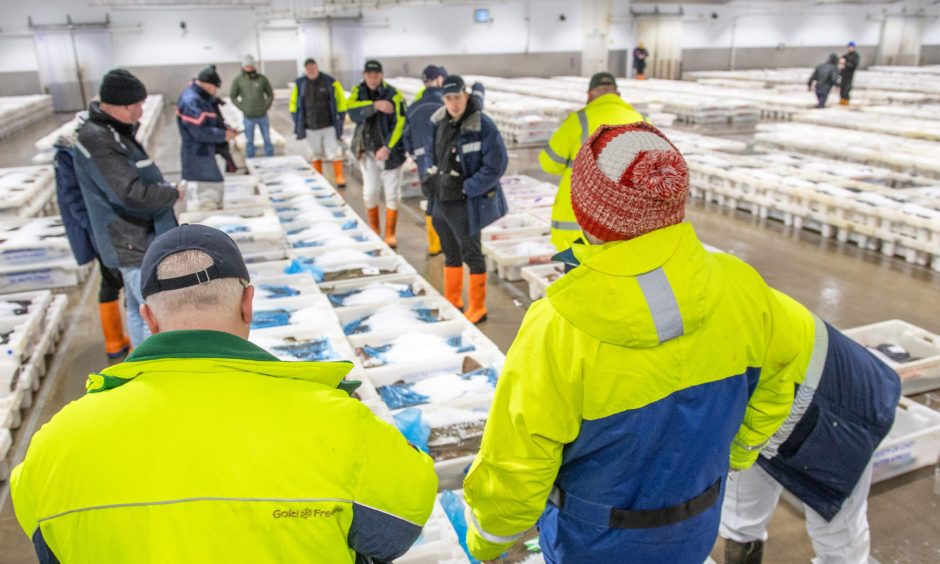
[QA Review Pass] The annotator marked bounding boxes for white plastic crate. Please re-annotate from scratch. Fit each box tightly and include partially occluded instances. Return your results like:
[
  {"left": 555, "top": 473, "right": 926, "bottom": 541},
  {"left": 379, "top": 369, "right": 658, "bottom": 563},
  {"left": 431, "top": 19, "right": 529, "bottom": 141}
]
[
  {"left": 482, "top": 236, "right": 557, "bottom": 282},
  {"left": 0, "top": 427, "right": 13, "bottom": 480},
  {"left": 398, "top": 494, "right": 469, "bottom": 564},
  {"left": 349, "top": 323, "right": 498, "bottom": 371},
  {"left": 220, "top": 176, "right": 270, "bottom": 210},
  {"left": 844, "top": 320, "right": 940, "bottom": 395},
  {"left": 872, "top": 397, "right": 940, "bottom": 483},
  {"left": 0, "top": 166, "right": 55, "bottom": 219},
  {"left": 245, "top": 155, "right": 313, "bottom": 176},
  {"left": 0, "top": 217, "right": 74, "bottom": 269},
  {"left": 520, "top": 263, "right": 565, "bottom": 300},
  {"left": 291, "top": 254, "right": 417, "bottom": 286},
  {"left": 335, "top": 297, "right": 464, "bottom": 340},
  {"left": 253, "top": 275, "right": 322, "bottom": 300},
  {"left": 0, "top": 389, "right": 24, "bottom": 429},
  {"left": 321, "top": 275, "right": 442, "bottom": 308},
  {"left": 481, "top": 213, "right": 550, "bottom": 242},
  {"left": 0, "top": 290, "right": 53, "bottom": 364},
  {"left": 251, "top": 294, "right": 338, "bottom": 333},
  {"left": 178, "top": 208, "right": 288, "bottom": 263}
]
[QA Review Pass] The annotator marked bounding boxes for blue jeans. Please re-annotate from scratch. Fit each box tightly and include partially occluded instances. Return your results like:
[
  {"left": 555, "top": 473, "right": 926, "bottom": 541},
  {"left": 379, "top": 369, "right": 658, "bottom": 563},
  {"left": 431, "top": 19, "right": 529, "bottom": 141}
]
[
  {"left": 118, "top": 267, "right": 151, "bottom": 347},
  {"left": 244, "top": 116, "right": 274, "bottom": 158}
]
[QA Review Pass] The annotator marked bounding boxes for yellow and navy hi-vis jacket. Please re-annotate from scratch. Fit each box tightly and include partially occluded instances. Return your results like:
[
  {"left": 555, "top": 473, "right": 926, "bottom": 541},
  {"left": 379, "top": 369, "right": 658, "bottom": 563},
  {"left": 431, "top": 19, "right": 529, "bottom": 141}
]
[
  {"left": 288, "top": 73, "right": 347, "bottom": 141},
  {"left": 346, "top": 81, "right": 407, "bottom": 170},
  {"left": 463, "top": 223, "right": 804, "bottom": 563},
  {"left": 11, "top": 330, "right": 438, "bottom": 563},
  {"left": 539, "top": 93, "right": 647, "bottom": 251}
]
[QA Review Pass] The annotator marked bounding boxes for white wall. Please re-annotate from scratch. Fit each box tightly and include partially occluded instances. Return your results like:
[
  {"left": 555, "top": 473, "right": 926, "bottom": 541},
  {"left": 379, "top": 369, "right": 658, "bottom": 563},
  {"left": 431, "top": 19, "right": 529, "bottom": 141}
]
[{"left": 0, "top": 0, "right": 937, "bottom": 76}]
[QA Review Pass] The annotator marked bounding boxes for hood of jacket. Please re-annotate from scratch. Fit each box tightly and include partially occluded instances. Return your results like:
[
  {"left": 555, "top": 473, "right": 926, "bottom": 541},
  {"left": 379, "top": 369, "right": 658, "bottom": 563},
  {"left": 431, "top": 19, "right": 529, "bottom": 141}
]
[
  {"left": 827, "top": 53, "right": 839, "bottom": 65},
  {"left": 547, "top": 222, "right": 719, "bottom": 348}
]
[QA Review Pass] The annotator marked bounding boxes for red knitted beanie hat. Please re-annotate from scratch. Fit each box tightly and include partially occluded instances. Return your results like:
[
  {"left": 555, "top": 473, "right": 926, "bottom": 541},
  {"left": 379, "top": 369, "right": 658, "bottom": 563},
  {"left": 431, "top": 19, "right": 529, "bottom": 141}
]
[{"left": 570, "top": 122, "right": 689, "bottom": 242}]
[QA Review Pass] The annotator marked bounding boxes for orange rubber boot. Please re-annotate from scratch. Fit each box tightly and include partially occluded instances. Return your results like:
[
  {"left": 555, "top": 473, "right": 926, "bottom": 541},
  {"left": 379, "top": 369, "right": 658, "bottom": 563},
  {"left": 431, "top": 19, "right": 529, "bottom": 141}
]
[
  {"left": 332, "top": 160, "right": 346, "bottom": 187},
  {"left": 385, "top": 208, "right": 398, "bottom": 248},
  {"left": 99, "top": 300, "right": 131, "bottom": 359},
  {"left": 312, "top": 160, "right": 323, "bottom": 173},
  {"left": 367, "top": 207, "right": 381, "bottom": 234},
  {"left": 465, "top": 273, "right": 488, "bottom": 324},
  {"left": 443, "top": 266, "right": 464, "bottom": 311}
]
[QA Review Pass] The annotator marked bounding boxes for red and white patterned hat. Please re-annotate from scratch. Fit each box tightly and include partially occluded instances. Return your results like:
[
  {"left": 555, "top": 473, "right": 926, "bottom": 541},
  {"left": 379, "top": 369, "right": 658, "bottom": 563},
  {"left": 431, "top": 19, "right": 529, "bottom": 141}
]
[{"left": 571, "top": 122, "right": 689, "bottom": 242}]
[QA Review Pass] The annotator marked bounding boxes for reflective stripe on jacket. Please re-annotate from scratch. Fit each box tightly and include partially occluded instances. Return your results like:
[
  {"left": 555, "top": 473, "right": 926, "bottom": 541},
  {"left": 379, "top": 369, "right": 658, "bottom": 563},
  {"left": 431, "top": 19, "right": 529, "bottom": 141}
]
[
  {"left": 176, "top": 82, "right": 226, "bottom": 182},
  {"left": 463, "top": 223, "right": 805, "bottom": 562},
  {"left": 289, "top": 73, "right": 347, "bottom": 140},
  {"left": 539, "top": 94, "right": 646, "bottom": 251},
  {"left": 346, "top": 81, "right": 407, "bottom": 170},
  {"left": 10, "top": 330, "right": 438, "bottom": 563}
]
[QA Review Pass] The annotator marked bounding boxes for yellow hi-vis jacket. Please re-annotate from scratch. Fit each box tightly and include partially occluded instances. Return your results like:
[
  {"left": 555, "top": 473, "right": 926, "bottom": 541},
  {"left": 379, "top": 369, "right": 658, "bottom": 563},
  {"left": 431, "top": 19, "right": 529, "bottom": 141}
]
[
  {"left": 463, "top": 223, "right": 806, "bottom": 562},
  {"left": 11, "top": 330, "right": 438, "bottom": 563},
  {"left": 539, "top": 93, "right": 647, "bottom": 251}
]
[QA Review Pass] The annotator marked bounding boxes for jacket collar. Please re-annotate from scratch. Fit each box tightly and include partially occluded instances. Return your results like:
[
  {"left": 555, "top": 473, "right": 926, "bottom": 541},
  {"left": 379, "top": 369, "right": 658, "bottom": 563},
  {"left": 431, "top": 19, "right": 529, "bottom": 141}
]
[
  {"left": 588, "top": 92, "right": 640, "bottom": 113},
  {"left": 431, "top": 103, "right": 482, "bottom": 133},
  {"left": 87, "top": 101, "right": 135, "bottom": 140},
  {"left": 87, "top": 330, "right": 358, "bottom": 395},
  {"left": 191, "top": 81, "right": 213, "bottom": 100}
]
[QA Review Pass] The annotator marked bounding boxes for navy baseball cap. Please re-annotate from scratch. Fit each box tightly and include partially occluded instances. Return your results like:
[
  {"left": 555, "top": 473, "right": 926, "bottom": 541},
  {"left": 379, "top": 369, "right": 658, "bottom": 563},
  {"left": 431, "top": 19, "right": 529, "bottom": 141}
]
[
  {"left": 421, "top": 65, "right": 448, "bottom": 82},
  {"left": 364, "top": 60, "right": 383, "bottom": 73},
  {"left": 140, "top": 224, "right": 250, "bottom": 299},
  {"left": 442, "top": 74, "right": 467, "bottom": 96},
  {"left": 589, "top": 72, "right": 617, "bottom": 90}
]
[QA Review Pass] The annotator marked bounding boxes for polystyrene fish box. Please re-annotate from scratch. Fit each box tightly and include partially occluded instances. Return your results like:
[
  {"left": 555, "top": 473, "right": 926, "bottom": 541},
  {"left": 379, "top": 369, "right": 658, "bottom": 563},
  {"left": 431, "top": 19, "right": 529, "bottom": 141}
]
[
  {"left": 334, "top": 297, "right": 464, "bottom": 340},
  {"left": 0, "top": 428, "right": 13, "bottom": 480},
  {"left": 398, "top": 494, "right": 469, "bottom": 564},
  {"left": 0, "top": 217, "right": 74, "bottom": 268},
  {"left": 221, "top": 176, "right": 270, "bottom": 210},
  {"left": 245, "top": 155, "right": 313, "bottom": 175},
  {"left": 252, "top": 275, "right": 322, "bottom": 300},
  {"left": 288, "top": 227, "right": 384, "bottom": 255},
  {"left": 0, "top": 257, "right": 86, "bottom": 293},
  {"left": 251, "top": 294, "right": 338, "bottom": 333},
  {"left": 0, "top": 390, "right": 24, "bottom": 429},
  {"left": 520, "top": 263, "right": 565, "bottom": 300},
  {"left": 0, "top": 290, "right": 52, "bottom": 364},
  {"left": 179, "top": 208, "right": 289, "bottom": 263},
  {"left": 844, "top": 320, "right": 940, "bottom": 395},
  {"left": 872, "top": 397, "right": 940, "bottom": 483},
  {"left": 279, "top": 210, "right": 361, "bottom": 235},
  {"left": 482, "top": 236, "right": 557, "bottom": 282},
  {"left": 481, "top": 213, "right": 551, "bottom": 242},
  {"left": 348, "top": 323, "right": 499, "bottom": 371},
  {"left": 0, "top": 166, "right": 55, "bottom": 218},
  {"left": 288, "top": 254, "right": 417, "bottom": 286},
  {"left": 321, "top": 275, "right": 442, "bottom": 308}
]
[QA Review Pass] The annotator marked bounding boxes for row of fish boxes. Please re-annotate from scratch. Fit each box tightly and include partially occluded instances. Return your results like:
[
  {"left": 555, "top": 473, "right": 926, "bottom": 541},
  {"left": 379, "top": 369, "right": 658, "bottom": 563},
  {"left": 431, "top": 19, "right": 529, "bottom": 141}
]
[
  {"left": 0, "top": 166, "right": 56, "bottom": 219},
  {"left": 0, "top": 290, "right": 69, "bottom": 480},
  {"left": 0, "top": 217, "right": 94, "bottom": 294},
  {"left": 0, "top": 95, "right": 53, "bottom": 141},
  {"left": 686, "top": 156, "right": 940, "bottom": 271}
]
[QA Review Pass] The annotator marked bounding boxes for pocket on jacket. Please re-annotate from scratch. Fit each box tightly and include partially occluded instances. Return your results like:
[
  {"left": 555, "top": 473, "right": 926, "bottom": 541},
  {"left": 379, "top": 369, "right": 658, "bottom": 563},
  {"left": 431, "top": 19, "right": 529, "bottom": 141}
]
[
  {"left": 108, "top": 219, "right": 151, "bottom": 266},
  {"left": 781, "top": 405, "right": 878, "bottom": 497}
]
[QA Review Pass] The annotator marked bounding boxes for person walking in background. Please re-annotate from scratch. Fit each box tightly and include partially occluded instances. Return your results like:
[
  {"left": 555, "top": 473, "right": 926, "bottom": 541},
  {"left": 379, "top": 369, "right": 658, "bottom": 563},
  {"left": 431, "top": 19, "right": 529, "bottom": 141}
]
[
  {"left": 52, "top": 113, "right": 130, "bottom": 360},
  {"left": 230, "top": 54, "right": 274, "bottom": 158},
  {"left": 10, "top": 224, "right": 438, "bottom": 563},
  {"left": 808, "top": 54, "right": 840, "bottom": 109},
  {"left": 420, "top": 75, "right": 507, "bottom": 324},
  {"left": 289, "top": 58, "right": 348, "bottom": 188},
  {"left": 540, "top": 72, "right": 646, "bottom": 251},
  {"left": 72, "top": 69, "right": 181, "bottom": 348},
  {"left": 633, "top": 42, "right": 649, "bottom": 79},
  {"left": 840, "top": 42, "right": 861, "bottom": 106},
  {"left": 177, "top": 65, "right": 237, "bottom": 210},
  {"left": 347, "top": 60, "right": 407, "bottom": 248}
]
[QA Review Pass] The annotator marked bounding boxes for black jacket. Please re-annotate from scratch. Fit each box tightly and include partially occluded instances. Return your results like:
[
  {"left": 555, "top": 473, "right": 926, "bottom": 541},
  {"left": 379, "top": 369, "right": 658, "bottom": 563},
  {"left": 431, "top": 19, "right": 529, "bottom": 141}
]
[
  {"left": 842, "top": 51, "right": 860, "bottom": 78},
  {"left": 809, "top": 54, "right": 840, "bottom": 91},
  {"left": 73, "top": 102, "right": 178, "bottom": 268}
]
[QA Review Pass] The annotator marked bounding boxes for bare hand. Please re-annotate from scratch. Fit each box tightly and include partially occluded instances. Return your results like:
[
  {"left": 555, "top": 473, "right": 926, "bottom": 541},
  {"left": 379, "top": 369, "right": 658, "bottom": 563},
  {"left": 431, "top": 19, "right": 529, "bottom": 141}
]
[
  {"left": 225, "top": 129, "right": 238, "bottom": 141},
  {"left": 176, "top": 182, "right": 186, "bottom": 203},
  {"left": 374, "top": 100, "right": 394, "bottom": 114},
  {"left": 375, "top": 147, "right": 391, "bottom": 161}
]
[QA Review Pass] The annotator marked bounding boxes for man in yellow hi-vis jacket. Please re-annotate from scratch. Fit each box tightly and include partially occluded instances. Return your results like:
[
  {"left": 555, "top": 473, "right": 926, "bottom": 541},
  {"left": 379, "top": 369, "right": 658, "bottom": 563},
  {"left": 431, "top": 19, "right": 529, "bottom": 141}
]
[
  {"left": 11, "top": 224, "right": 437, "bottom": 563},
  {"left": 464, "top": 124, "right": 804, "bottom": 563},
  {"left": 539, "top": 72, "right": 646, "bottom": 251}
]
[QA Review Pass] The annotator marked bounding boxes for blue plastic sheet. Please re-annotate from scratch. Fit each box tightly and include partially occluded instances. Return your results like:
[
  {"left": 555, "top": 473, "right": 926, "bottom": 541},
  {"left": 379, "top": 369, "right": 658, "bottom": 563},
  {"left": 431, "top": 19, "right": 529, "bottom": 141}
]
[
  {"left": 378, "top": 366, "right": 498, "bottom": 410},
  {"left": 440, "top": 490, "right": 482, "bottom": 564},
  {"left": 272, "top": 337, "right": 338, "bottom": 361},
  {"left": 258, "top": 284, "right": 301, "bottom": 299},
  {"left": 218, "top": 224, "right": 249, "bottom": 234},
  {"left": 283, "top": 258, "right": 325, "bottom": 282},
  {"left": 341, "top": 220, "right": 357, "bottom": 230},
  {"left": 393, "top": 408, "right": 430, "bottom": 453},
  {"left": 251, "top": 309, "right": 291, "bottom": 329}
]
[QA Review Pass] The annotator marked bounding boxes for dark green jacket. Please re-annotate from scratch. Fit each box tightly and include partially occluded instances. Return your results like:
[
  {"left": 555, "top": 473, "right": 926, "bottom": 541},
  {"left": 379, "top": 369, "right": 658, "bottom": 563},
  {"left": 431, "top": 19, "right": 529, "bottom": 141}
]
[{"left": 230, "top": 71, "right": 273, "bottom": 118}]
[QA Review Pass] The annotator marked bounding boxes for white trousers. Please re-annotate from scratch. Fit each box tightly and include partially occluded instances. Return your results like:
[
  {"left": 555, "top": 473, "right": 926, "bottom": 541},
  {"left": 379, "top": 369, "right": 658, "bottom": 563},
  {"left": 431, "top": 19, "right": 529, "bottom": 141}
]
[
  {"left": 720, "top": 461, "right": 874, "bottom": 564},
  {"left": 359, "top": 154, "right": 403, "bottom": 210},
  {"left": 305, "top": 126, "right": 344, "bottom": 161}
]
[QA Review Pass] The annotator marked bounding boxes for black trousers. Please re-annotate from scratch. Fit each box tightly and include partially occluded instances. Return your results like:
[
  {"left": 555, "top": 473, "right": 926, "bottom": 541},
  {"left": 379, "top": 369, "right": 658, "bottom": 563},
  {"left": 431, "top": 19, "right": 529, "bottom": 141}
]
[
  {"left": 98, "top": 257, "right": 124, "bottom": 303},
  {"left": 430, "top": 200, "right": 486, "bottom": 274},
  {"left": 841, "top": 74, "right": 854, "bottom": 100}
]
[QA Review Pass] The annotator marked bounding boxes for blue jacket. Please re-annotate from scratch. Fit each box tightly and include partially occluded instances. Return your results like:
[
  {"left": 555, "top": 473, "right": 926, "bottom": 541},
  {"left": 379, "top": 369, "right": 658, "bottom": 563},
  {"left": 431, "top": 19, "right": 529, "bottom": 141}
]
[
  {"left": 758, "top": 312, "right": 900, "bottom": 521},
  {"left": 53, "top": 144, "right": 97, "bottom": 266},
  {"left": 74, "top": 102, "right": 178, "bottom": 269},
  {"left": 403, "top": 83, "right": 485, "bottom": 181},
  {"left": 176, "top": 82, "right": 226, "bottom": 182},
  {"left": 290, "top": 73, "right": 346, "bottom": 141},
  {"left": 424, "top": 99, "right": 508, "bottom": 235}
]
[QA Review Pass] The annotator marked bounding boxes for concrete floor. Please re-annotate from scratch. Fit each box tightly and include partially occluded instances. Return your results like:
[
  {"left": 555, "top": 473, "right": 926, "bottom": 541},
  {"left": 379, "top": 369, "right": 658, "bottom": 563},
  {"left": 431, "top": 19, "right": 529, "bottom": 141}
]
[{"left": 0, "top": 103, "right": 938, "bottom": 563}]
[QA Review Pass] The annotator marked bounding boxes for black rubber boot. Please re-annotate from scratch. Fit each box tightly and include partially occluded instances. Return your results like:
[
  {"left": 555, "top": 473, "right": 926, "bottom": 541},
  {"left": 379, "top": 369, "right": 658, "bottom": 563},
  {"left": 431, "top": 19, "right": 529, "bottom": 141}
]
[{"left": 725, "top": 539, "right": 764, "bottom": 564}]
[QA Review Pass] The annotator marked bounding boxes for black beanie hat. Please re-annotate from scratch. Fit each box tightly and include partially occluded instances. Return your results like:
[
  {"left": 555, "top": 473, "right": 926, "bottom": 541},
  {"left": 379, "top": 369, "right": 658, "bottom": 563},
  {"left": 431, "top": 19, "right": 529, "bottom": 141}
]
[
  {"left": 99, "top": 69, "right": 148, "bottom": 105},
  {"left": 197, "top": 65, "right": 222, "bottom": 87}
]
